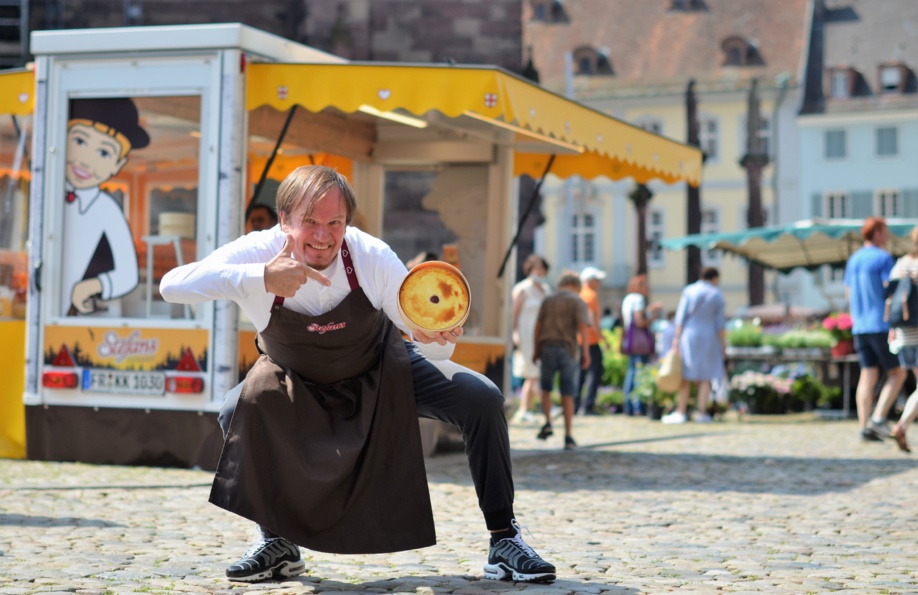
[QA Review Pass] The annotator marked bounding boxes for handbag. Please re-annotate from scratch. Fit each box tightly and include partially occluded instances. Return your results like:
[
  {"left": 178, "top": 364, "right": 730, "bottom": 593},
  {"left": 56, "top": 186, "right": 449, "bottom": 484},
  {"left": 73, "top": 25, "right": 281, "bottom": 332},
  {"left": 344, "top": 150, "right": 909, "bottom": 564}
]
[
  {"left": 656, "top": 349, "right": 682, "bottom": 393},
  {"left": 621, "top": 319, "right": 656, "bottom": 355},
  {"left": 885, "top": 274, "right": 918, "bottom": 328}
]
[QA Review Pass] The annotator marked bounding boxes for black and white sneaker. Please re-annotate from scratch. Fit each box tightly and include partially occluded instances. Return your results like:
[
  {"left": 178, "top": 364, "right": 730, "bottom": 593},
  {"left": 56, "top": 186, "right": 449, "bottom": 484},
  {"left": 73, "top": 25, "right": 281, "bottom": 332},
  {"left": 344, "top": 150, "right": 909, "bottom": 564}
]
[
  {"left": 483, "top": 520, "right": 556, "bottom": 583},
  {"left": 225, "top": 537, "right": 306, "bottom": 582}
]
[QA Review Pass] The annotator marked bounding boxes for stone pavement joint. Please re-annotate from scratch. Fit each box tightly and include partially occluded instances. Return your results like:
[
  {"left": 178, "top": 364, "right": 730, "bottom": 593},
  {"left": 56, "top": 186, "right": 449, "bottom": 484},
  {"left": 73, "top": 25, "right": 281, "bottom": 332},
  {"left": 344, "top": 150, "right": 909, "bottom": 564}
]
[{"left": 1, "top": 414, "right": 917, "bottom": 593}]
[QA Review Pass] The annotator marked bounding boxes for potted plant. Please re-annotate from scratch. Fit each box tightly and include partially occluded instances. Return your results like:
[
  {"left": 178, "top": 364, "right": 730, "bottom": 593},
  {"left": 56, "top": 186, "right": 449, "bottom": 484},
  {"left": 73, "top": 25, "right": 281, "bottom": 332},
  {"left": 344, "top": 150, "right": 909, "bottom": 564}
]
[
  {"left": 822, "top": 312, "right": 854, "bottom": 357},
  {"left": 631, "top": 362, "right": 676, "bottom": 419},
  {"left": 595, "top": 387, "right": 625, "bottom": 414},
  {"left": 726, "top": 323, "right": 774, "bottom": 355},
  {"left": 728, "top": 370, "right": 794, "bottom": 414},
  {"left": 775, "top": 328, "right": 834, "bottom": 358}
]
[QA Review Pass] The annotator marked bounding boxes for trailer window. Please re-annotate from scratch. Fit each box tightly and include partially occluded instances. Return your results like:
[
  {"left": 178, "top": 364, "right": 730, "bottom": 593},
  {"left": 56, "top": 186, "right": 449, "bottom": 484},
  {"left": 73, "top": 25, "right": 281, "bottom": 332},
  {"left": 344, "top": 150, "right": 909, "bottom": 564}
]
[
  {"left": 61, "top": 95, "right": 201, "bottom": 320},
  {"left": 0, "top": 114, "right": 30, "bottom": 319},
  {"left": 381, "top": 166, "right": 488, "bottom": 336}
]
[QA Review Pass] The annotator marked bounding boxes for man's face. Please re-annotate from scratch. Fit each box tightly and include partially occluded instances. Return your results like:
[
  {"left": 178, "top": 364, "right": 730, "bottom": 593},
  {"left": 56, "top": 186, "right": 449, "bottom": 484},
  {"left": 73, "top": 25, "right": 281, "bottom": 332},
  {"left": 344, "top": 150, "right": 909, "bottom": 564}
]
[
  {"left": 246, "top": 209, "right": 276, "bottom": 233},
  {"left": 66, "top": 123, "right": 128, "bottom": 189},
  {"left": 280, "top": 188, "right": 347, "bottom": 271}
]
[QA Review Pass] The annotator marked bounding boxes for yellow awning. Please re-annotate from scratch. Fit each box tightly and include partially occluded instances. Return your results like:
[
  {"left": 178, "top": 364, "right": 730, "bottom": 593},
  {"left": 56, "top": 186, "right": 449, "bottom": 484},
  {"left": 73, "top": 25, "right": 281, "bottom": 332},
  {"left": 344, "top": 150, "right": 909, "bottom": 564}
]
[
  {"left": 0, "top": 69, "right": 34, "bottom": 116},
  {"left": 247, "top": 63, "right": 702, "bottom": 187}
]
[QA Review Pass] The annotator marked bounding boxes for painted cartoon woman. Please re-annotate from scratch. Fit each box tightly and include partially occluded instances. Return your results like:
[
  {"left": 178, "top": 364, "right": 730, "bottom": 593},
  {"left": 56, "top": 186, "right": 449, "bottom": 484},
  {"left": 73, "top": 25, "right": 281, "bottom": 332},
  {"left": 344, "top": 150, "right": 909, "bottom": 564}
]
[{"left": 63, "top": 98, "right": 149, "bottom": 316}]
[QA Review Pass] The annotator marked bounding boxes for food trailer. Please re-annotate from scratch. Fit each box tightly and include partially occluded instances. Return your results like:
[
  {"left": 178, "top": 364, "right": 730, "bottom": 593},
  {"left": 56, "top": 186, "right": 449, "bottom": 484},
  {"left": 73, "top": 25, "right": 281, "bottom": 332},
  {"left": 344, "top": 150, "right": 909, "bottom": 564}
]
[{"left": 0, "top": 23, "right": 701, "bottom": 467}]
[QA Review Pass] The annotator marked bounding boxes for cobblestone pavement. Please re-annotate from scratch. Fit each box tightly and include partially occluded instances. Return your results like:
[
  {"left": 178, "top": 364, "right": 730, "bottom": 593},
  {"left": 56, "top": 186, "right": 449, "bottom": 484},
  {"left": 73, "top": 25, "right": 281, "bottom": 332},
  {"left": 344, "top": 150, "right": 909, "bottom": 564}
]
[{"left": 2, "top": 413, "right": 918, "bottom": 594}]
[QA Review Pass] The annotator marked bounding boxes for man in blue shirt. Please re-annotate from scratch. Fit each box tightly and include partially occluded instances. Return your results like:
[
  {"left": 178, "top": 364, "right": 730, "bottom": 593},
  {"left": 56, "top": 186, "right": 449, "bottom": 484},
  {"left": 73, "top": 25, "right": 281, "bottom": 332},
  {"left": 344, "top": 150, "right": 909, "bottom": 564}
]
[{"left": 845, "top": 216, "right": 906, "bottom": 442}]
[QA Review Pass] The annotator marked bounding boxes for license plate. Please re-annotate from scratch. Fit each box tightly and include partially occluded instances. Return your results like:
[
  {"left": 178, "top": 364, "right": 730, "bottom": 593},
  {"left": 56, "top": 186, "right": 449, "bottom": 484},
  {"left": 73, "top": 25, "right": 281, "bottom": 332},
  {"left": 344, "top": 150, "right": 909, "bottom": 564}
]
[{"left": 82, "top": 369, "right": 166, "bottom": 396}]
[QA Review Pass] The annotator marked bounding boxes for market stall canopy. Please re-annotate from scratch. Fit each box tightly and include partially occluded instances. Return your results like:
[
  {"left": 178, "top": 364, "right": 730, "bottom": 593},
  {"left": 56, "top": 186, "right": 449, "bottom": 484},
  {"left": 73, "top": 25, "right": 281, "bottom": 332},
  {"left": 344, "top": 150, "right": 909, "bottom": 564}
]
[
  {"left": 0, "top": 69, "right": 34, "bottom": 115},
  {"left": 246, "top": 62, "right": 702, "bottom": 186},
  {"left": 661, "top": 218, "right": 918, "bottom": 273}
]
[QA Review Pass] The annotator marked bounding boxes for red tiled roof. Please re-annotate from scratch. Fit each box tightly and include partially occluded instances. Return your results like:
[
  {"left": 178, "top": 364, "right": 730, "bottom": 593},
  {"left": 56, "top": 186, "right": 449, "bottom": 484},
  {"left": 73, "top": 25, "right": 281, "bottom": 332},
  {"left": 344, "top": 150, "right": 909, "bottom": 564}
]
[{"left": 524, "top": 0, "right": 810, "bottom": 97}]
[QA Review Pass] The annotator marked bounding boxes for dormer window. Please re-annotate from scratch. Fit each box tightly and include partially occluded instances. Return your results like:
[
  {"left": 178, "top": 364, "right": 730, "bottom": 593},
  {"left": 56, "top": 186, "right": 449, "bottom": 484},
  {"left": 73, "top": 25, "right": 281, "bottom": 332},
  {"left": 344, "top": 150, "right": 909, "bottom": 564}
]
[
  {"left": 530, "top": 0, "right": 569, "bottom": 23},
  {"left": 721, "top": 36, "right": 764, "bottom": 67},
  {"left": 670, "top": 0, "right": 706, "bottom": 10},
  {"left": 573, "top": 46, "right": 613, "bottom": 76},
  {"left": 829, "top": 67, "right": 853, "bottom": 98},
  {"left": 879, "top": 64, "right": 905, "bottom": 94}
]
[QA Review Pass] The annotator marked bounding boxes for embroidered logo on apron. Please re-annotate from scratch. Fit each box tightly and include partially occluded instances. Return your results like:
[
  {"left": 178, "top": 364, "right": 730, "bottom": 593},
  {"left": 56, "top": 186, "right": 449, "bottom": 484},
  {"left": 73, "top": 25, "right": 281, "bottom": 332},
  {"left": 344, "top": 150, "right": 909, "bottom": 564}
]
[{"left": 307, "top": 321, "right": 347, "bottom": 334}]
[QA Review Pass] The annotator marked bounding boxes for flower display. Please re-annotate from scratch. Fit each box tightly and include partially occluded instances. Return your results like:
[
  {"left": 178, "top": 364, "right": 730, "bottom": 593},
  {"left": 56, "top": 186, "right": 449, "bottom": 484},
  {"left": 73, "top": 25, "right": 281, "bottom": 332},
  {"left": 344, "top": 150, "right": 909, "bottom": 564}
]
[
  {"left": 822, "top": 312, "right": 853, "bottom": 343},
  {"left": 729, "top": 371, "right": 794, "bottom": 396}
]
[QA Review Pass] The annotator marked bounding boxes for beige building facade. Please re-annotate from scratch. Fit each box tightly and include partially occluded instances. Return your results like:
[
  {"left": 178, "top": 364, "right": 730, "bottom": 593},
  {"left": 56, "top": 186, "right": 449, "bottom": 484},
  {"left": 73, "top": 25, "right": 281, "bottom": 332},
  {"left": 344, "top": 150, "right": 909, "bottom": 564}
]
[{"left": 524, "top": 0, "right": 811, "bottom": 316}]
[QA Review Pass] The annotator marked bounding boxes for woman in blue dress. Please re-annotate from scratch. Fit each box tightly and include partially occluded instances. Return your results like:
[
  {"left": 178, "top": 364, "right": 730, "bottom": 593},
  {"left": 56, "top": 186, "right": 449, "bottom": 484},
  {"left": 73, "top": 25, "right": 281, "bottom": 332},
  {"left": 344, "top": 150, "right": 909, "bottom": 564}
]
[{"left": 662, "top": 267, "right": 726, "bottom": 424}]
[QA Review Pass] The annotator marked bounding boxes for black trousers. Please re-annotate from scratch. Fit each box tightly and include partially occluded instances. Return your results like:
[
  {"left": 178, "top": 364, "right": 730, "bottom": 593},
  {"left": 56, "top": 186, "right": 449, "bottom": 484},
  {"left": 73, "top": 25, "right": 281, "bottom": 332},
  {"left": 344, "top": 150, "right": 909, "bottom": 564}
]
[
  {"left": 219, "top": 340, "right": 514, "bottom": 531},
  {"left": 575, "top": 343, "right": 604, "bottom": 413}
]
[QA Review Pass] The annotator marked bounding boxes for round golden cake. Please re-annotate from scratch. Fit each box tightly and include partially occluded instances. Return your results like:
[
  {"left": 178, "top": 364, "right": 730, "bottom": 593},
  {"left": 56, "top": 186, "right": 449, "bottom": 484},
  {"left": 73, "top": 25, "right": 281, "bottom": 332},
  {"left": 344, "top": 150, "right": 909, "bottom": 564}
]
[{"left": 398, "top": 261, "right": 471, "bottom": 337}]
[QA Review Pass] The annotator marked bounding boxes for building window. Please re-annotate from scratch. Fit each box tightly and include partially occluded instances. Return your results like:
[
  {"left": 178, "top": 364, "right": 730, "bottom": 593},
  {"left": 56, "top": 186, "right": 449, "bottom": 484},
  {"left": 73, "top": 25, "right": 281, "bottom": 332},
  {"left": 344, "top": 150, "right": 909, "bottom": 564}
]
[
  {"left": 701, "top": 208, "right": 720, "bottom": 265},
  {"left": 825, "top": 265, "right": 845, "bottom": 284},
  {"left": 741, "top": 114, "right": 771, "bottom": 156},
  {"left": 830, "top": 70, "right": 850, "bottom": 98},
  {"left": 876, "top": 189, "right": 901, "bottom": 217},
  {"left": 880, "top": 65, "right": 903, "bottom": 94},
  {"left": 757, "top": 117, "right": 771, "bottom": 156},
  {"left": 876, "top": 127, "right": 899, "bottom": 157},
  {"left": 727, "top": 45, "right": 743, "bottom": 65},
  {"left": 573, "top": 46, "right": 613, "bottom": 76},
  {"left": 825, "top": 129, "right": 846, "bottom": 160},
  {"left": 825, "top": 192, "right": 849, "bottom": 219},
  {"left": 571, "top": 212, "right": 595, "bottom": 264},
  {"left": 670, "top": 0, "right": 706, "bottom": 10},
  {"left": 721, "top": 35, "right": 763, "bottom": 67},
  {"left": 647, "top": 208, "right": 665, "bottom": 268},
  {"left": 530, "top": 0, "right": 568, "bottom": 23},
  {"left": 699, "top": 115, "right": 719, "bottom": 161}
]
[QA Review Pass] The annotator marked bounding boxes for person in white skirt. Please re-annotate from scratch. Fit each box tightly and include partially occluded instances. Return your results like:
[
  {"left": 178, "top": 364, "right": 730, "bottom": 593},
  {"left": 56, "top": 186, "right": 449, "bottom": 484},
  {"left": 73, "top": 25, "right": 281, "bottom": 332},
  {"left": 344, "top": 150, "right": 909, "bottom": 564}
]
[{"left": 510, "top": 255, "right": 551, "bottom": 422}]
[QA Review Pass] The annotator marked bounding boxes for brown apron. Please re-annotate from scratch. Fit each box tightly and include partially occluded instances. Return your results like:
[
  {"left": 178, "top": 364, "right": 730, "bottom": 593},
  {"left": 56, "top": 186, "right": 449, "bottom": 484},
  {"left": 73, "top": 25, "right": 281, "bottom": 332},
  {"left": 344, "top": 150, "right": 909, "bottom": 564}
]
[{"left": 210, "top": 240, "right": 436, "bottom": 554}]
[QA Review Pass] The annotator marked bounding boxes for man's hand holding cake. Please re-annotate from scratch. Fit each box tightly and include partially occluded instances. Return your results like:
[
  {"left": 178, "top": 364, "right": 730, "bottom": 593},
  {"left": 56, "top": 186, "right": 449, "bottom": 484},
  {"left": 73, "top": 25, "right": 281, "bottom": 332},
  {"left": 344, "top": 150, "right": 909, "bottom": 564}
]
[{"left": 398, "top": 261, "right": 470, "bottom": 346}]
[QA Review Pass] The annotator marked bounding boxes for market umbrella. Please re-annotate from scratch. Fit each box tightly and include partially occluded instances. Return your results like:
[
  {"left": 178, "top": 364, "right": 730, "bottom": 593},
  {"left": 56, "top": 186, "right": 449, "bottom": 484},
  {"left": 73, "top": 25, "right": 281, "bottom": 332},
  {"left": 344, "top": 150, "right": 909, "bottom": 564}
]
[{"left": 660, "top": 218, "right": 918, "bottom": 273}]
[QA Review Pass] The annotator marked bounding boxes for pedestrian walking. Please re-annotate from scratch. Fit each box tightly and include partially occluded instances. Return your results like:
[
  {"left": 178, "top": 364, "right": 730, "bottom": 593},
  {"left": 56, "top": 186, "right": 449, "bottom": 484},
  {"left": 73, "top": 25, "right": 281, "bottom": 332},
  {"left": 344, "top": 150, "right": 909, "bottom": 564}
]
[
  {"left": 884, "top": 224, "right": 918, "bottom": 452},
  {"left": 510, "top": 254, "right": 551, "bottom": 423},
  {"left": 663, "top": 267, "right": 725, "bottom": 424},
  {"left": 621, "top": 274, "right": 661, "bottom": 416},
  {"left": 532, "top": 271, "right": 591, "bottom": 450},
  {"left": 160, "top": 165, "right": 555, "bottom": 584},
  {"left": 576, "top": 266, "right": 611, "bottom": 415},
  {"left": 846, "top": 216, "right": 906, "bottom": 442}
]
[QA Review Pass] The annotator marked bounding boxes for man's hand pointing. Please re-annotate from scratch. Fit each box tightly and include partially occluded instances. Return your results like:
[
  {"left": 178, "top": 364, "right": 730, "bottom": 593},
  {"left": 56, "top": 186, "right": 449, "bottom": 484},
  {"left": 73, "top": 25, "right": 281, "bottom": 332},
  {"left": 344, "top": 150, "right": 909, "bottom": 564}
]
[{"left": 264, "top": 233, "right": 331, "bottom": 297}]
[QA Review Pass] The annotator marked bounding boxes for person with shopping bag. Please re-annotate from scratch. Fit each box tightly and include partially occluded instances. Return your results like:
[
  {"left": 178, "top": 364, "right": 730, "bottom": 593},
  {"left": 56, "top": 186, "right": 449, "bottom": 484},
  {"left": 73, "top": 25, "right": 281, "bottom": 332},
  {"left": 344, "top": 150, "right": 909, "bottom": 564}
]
[
  {"left": 656, "top": 349, "right": 683, "bottom": 394},
  {"left": 620, "top": 274, "right": 661, "bottom": 415},
  {"left": 663, "top": 267, "right": 726, "bottom": 424}
]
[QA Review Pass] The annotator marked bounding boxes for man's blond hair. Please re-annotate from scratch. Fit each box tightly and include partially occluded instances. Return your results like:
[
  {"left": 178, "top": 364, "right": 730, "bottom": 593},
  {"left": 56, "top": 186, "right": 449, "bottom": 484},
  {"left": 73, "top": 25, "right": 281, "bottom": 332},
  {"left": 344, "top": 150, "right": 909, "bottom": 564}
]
[{"left": 275, "top": 165, "right": 357, "bottom": 225}]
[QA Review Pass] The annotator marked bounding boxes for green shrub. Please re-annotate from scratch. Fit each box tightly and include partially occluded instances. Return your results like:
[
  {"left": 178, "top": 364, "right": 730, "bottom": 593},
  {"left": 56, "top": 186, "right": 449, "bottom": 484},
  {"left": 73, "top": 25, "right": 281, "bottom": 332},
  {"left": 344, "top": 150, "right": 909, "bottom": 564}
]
[
  {"left": 775, "top": 329, "right": 833, "bottom": 349},
  {"left": 727, "top": 324, "right": 763, "bottom": 347},
  {"left": 596, "top": 387, "right": 624, "bottom": 411},
  {"left": 601, "top": 328, "right": 628, "bottom": 387},
  {"left": 762, "top": 333, "right": 782, "bottom": 347}
]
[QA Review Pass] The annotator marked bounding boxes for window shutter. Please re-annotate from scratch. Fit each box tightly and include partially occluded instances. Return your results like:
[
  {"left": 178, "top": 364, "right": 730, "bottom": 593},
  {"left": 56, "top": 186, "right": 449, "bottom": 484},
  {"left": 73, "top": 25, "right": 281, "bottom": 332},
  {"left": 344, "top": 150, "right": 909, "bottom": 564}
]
[
  {"left": 903, "top": 189, "right": 918, "bottom": 218},
  {"left": 850, "top": 191, "right": 873, "bottom": 218},
  {"left": 811, "top": 193, "right": 823, "bottom": 218}
]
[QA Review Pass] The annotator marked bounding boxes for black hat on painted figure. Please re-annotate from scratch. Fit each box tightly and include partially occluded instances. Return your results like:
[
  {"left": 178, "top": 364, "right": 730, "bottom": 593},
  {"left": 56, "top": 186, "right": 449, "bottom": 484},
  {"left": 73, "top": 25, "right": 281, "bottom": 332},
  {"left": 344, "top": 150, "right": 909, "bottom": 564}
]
[{"left": 69, "top": 97, "right": 150, "bottom": 150}]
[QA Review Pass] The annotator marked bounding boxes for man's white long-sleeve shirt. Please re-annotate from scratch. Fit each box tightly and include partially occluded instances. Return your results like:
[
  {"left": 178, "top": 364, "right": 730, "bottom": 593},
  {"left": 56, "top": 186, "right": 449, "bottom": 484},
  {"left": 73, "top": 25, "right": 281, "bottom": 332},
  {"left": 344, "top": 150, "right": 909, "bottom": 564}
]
[{"left": 160, "top": 225, "right": 455, "bottom": 361}]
